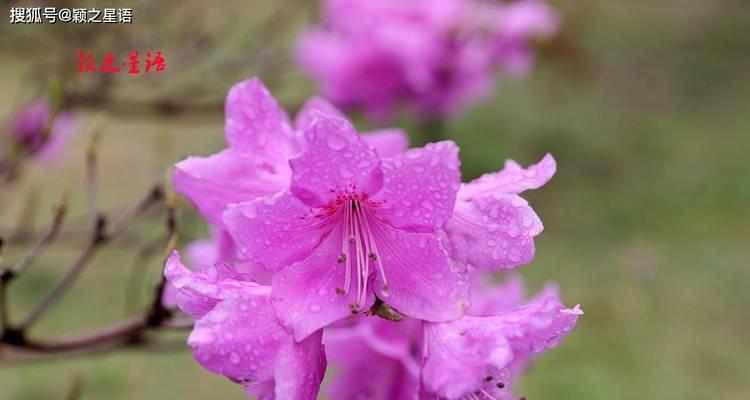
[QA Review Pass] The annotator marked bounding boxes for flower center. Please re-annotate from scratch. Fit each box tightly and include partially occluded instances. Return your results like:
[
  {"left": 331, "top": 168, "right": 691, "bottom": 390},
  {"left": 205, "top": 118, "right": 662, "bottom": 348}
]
[{"left": 336, "top": 199, "right": 389, "bottom": 312}]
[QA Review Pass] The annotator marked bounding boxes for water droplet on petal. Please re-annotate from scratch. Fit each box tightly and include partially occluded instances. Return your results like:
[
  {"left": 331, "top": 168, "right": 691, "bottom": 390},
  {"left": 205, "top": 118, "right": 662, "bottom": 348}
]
[{"left": 326, "top": 133, "right": 348, "bottom": 150}]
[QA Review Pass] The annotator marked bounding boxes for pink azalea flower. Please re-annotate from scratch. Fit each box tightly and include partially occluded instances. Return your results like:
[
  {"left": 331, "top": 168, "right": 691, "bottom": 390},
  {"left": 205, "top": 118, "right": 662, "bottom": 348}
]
[
  {"left": 169, "top": 77, "right": 408, "bottom": 303},
  {"left": 162, "top": 230, "right": 252, "bottom": 309},
  {"left": 172, "top": 77, "right": 408, "bottom": 230},
  {"left": 223, "top": 108, "right": 469, "bottom": 341},
  {"left": 164, "top": 252, "right": 327, "bottom": 399},
  {"left": 422, "top": 283, "right": 581, "bottom": 399},
  {"left": 324, "top": 277, "right": 581, "bottom": 400},
  {"left": 491, "top": 0, "right": 561, "bottom": 77},
  {"left": 297, "top": 0, "right": 560, "bottom": 120},
  {"left": 443, "top": 154, "right": 557, "bottom": 271},
  {"left": 8, "top": 100, "right": 77, "bottom": 163},
  {"left": 325, "top": 317, "right": 423, "bottom": 399}
]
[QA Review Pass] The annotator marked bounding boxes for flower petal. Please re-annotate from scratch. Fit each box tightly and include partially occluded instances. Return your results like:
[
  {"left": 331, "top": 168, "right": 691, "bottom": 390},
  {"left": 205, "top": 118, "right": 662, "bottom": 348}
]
[
  {"left": 163, "top": 251, "right": 250, "bottom": 319},
  {"left": 468, "top": 153, "right": 556, "bottom": 195},
  {"left": 295, "top": 96, "right": 346, "bottom": 131},
  {"left": 468, "top": 274, "right": 526, "bottom": 317},
  {"left": 494, "top": 285, "right": 583, "bottom": 355},
  {"left": 290, "top": 112, "right": 383, "bottom": 207},
  {"left": 295, "top": 96, "right": 408, "bottom": 157},
  {"left": 325, "top": 325, "right": 419, "bottom": 400},
  {"left": 370, "top": 141, "right": 461, "bottom": 232},
  {"left": 163, "top": 252, "right": 296, "bottom": 388},
  {"left": 273, "top": 330, "right": 327, "bottom": 400},
  {"left": 188, "top": 293, "right": 286, "bottom": 386},
  {"left": 271, "top": 225, "right": 375, "bottom": 341},
  {"left": 173, "top": 149, "right": 288, "bottom": 227},
  {"left": 223, "top": 191, "right": 331, "bottom": 271},
  {"left": 423, "top": 284, "right": 582, "bottom": 400},
  {"left": 185, "top": 230, "right": 237, "bottom": 267},
  {"left": 224, "top": 78, "right": 300, "bottom": 163},
  {"left": 370, "top": 223, "right": 468, "bottom": 322},
  {"left": 362, "top": 128, "right": 409, "bottom": 158},
  {"left": 444, "top": 192, "right": 543, "bottom": 270},
  {"left": 423, "top": 316, "right": 513, "bottom": 399}
]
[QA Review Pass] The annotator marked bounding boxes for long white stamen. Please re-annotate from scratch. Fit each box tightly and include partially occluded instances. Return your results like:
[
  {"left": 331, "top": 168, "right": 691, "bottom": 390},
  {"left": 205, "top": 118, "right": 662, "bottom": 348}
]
[
  {"left": 352, "top": 202, "right": 368, "bottom": 309},
  {"left": 336, "top": 199, "right": 383, "bottom": 311},
  {"left": 341, "top": 202, "right": 352, "bottom": 296},
  {"left": 479, "top": 390, "right": 497, "bottom": 400},
  {"left": 360, "top": 207, "right": 388, "bottom": 295}
]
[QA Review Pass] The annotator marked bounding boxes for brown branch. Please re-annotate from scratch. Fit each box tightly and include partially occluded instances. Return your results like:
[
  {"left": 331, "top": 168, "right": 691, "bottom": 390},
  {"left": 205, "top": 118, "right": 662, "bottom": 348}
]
[
  {"left": 17, "top": 184, "right": 164, "bottom": 332},
  {"left": 9, "top": 193, "right": 68, "bottom": 277},
  {"left": 0, "top": 193, "right": 68, "bottom": 329},
  {"left": 0, "top": 185, "right": 191, "bottom": 363},
  {"left": 108, "top": 185, "right": 164, "bottom": 238},
  {"left": 17, "top": 215, "right": 107, "bottom": 331}
]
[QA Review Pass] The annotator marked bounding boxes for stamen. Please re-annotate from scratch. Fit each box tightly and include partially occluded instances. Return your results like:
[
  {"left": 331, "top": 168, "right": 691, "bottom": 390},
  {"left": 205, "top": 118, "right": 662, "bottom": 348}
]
[
  {"left": 479, "top": 390, "right": 497, "bottom": 400},
  {"left": 352, "top": 202, "right": 367, "bottom": 308},
  {"left": 337, "top": 198, "right": 385, "bottom": 309},
  {"left": 359, "top": 205, "right": 389, "bottom": 296},
  {"left": 342, "top": 202, "right": 352, "bottom": 296}
]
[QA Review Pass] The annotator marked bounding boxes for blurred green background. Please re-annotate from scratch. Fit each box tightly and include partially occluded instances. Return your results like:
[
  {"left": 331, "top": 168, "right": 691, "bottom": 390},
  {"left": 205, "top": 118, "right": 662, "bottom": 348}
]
[{"left": 1, "top": 0, "right": 749, "bottom": 399}]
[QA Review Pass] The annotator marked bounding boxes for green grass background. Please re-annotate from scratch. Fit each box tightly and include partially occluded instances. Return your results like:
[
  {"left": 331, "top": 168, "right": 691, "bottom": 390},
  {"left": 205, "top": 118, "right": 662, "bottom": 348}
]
[{"left": 1, "top": 1, "right": 749, "bottom": 399}]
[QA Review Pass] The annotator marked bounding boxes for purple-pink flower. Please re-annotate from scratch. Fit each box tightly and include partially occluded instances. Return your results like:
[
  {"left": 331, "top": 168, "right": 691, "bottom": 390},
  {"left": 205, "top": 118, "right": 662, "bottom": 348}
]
[
  {"left": 224, "top": 109, "right": 470, "bottom": 340},
  {"left": 5, "top": 99, "right": 76, "bottom": 164},
  {"left": 323, "top": 276, "right": 581, "bottom": 400},
  {"left": 169, "top": 78, "right": 409, "bottom": 289},
  {"left": 172, "top": 78, "right": 408, "bottom": 231},
  {"left": 444, "top": 154, "right": 556, "bottom": 271},
  {"left": 164, "top": 77, "right": 581, "bottom": 399},
  {"left": 165, "top": 252, "right": 326, "bottom": 399},
  {"left": 297, "top": 0, "right": 560, "bottom": 120}
]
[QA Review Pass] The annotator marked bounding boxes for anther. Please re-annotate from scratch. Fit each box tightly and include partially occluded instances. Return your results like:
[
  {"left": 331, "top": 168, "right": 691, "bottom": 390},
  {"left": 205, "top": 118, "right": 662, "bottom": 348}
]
[
  {"left": 368, "top": 252, "right": 377, "bottom": 261},
  {"left": 335, "top": 288, "right": 345, "bottom": 295},
  {"left": 337, "top": 253, "right": 347, "bottom": 264},
  {"left": 496, "top": 383, "right": 505, "bottom": 389},
  {"left": 484, "top": 376, "right": 493, "bottom": 382}
]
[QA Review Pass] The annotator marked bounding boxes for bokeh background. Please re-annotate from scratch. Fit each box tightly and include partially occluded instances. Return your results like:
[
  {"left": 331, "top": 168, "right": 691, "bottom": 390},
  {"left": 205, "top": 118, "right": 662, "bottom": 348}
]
[{"left": 1, "top": 0, "right": 749, "bottom": 399}]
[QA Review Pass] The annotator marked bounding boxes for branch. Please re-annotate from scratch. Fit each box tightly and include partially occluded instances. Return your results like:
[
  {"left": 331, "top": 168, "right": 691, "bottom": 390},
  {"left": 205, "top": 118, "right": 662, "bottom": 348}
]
[
  {"left": 0, "top": 180, "right": 189, "bottom": 363},
  {"left": 17, "top": 184, "right": 164, "bottom": 332},
  {"left": 0, "top": 193, "right": 68, "bottom": 329}
]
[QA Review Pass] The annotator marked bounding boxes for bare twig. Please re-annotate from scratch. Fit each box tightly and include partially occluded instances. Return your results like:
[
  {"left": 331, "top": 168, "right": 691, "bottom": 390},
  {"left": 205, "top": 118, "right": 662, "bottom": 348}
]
[
  {"left": 18, "top": 215, "right": 107, "bottom": 331},
  {"left": 9, "top": 192, "right": 68, "bottom": 277},
  {"left": 123, "top": 233, "right": 168, "bottom": 315},
  {"left": 108, "top": 185, "right": 164, "bottom": 238},
  {"left": 0, "top": 178, "right": 187, "bottom": 363},
  {"left": 0, "top": 193, "right": 68, "bottom": 329},
  {"left": 18, "top": 184, "right": 164, "bottom": 332}
]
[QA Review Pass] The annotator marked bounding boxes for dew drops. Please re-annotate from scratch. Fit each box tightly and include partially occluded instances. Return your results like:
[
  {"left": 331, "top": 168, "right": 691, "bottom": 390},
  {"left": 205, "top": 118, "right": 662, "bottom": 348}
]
[
  {"left": 309, "top": 304, "right": 321, "bottom": 313},
  {"left": 326, "top": 133, "right": 348, "bottom": 150},
  {"left": 230, "top": 352, "right": 241, "bottom": 364},
  {"left": 339, "top": 166, "right": 354, "bottom": 178}
]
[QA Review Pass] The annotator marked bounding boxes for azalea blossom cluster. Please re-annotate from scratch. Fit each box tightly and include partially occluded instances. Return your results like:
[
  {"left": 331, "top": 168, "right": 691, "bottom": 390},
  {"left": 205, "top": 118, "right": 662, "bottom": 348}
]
[
  {"left": 297, "top": 0, "right": 559, "bottom": 121},
  {"left": 1, "top": 99, "right": 76, "bottom": 167},
  {"left": 163, "top": 78, "right": 581, "bottom": 399}
]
